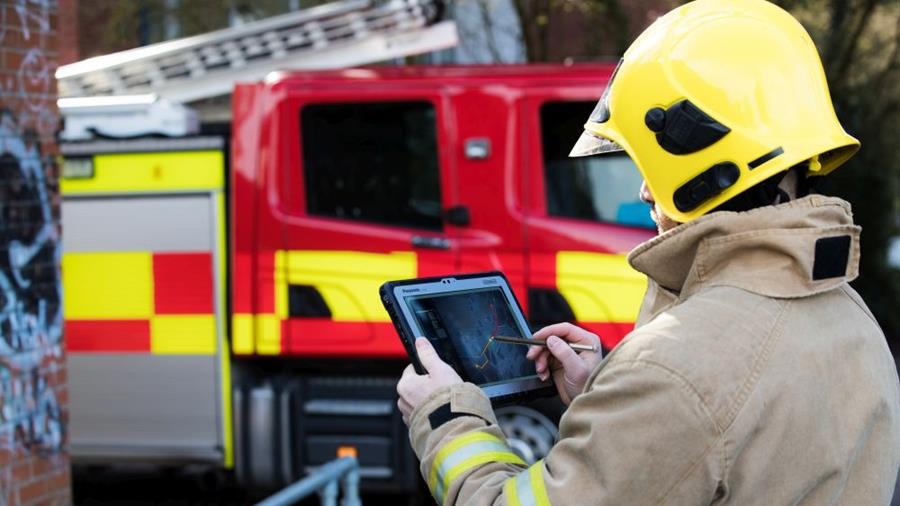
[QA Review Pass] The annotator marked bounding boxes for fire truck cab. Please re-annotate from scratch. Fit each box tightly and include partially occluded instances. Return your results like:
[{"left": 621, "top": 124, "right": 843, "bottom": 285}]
[{"left": 61, "top": 64, "right": 654, "bottom": 493}]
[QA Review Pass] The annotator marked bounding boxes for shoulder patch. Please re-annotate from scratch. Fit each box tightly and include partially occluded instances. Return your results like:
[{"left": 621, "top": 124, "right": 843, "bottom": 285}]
[{"left": 812, "top": 235, "right": 851, "bottom": 281}]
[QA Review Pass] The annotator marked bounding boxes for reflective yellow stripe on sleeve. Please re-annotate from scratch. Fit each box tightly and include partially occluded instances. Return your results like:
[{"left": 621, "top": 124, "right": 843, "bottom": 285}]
[
  {"left": 504, "top": 460, "right": 551, "bottom": 506},
  {"left": 429, "top": 431, "right": 525, "bottom": 505}
]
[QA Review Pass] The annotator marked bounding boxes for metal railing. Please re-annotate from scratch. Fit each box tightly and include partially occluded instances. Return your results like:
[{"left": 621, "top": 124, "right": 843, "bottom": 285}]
[{"left": 257, "top": 456, "right": 362, "bottom": 506}]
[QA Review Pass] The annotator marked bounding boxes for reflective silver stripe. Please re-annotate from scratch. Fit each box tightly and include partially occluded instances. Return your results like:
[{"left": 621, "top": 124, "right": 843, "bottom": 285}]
[
  {"left": 507, "top": 460, "right": 551, "bottom": 506},
  {"left": 432, "top": 440, "right": 513, "bottom": 503},
  {"left": 515, "top": 467, "right": 537, "bottom": 506}
]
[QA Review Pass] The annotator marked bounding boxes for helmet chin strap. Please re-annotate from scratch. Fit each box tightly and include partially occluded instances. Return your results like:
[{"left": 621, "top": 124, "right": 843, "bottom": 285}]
[
  {"left": 712, "top": 162, "right": 814, "bottom": 214},
  {"left": 775, "top": 168, "right": 801, "bottom": 204}
]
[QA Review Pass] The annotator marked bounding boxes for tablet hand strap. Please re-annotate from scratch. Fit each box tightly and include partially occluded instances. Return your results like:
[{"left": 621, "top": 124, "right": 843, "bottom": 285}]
[{"left": 429, "top": 403, "right": 490, "bottom": 430}]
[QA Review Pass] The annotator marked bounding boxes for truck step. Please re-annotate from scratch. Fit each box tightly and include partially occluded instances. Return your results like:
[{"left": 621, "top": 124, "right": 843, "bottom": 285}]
[{"left": 234, "top": 375, "right": 418, "bottom": 494}]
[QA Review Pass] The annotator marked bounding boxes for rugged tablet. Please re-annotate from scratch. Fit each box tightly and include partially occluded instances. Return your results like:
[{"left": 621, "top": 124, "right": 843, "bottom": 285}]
[{"left": 380, "top": 272, "right": 554, "bottom": 402}]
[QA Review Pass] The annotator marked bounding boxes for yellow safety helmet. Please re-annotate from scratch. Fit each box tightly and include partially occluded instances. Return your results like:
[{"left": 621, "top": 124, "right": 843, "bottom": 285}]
[{"left": 570, "top": 0, "right": 859, "bottom": 223}]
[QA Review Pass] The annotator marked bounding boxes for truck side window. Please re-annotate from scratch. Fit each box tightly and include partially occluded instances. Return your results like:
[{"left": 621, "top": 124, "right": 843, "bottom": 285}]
[
  {"left": 300, "top": 101, "right": 442, "bottom": 231},
  {"left": 540, "top": 102, "right": 655, "bottom": 229}
]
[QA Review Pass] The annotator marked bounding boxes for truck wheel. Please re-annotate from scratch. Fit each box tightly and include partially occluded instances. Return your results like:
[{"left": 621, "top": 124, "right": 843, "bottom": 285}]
[{"left": 495, "top": 406, "right": 558, "bottom": 464}]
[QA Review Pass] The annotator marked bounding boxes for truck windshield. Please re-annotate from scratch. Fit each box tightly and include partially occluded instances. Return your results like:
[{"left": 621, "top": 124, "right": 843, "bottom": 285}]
[{"left": 541, "top": 102, "right": 655, "bottom": 229}]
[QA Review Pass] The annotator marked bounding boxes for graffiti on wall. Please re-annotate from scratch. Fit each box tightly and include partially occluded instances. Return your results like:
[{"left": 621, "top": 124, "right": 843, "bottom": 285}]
[
  {"left": 0, "top": 0, "right": 64, "bottom": 500},
  {"left": 0, "top": 108, "right": 64, "bottom": 451},
  {"left": 0, "top": 0, "right": 51, "bottom": 45},
  {"left": 1, "top": 0, "right": 56, "bottom": 139}
]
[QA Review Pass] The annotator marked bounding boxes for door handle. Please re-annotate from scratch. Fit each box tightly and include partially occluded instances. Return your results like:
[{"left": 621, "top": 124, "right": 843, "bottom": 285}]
[
  {"left": 411, "top": 235, "right": 450, "bottom": 250},
  {"left": 444, "top": 205, "right": 471, "bottom": 227}
]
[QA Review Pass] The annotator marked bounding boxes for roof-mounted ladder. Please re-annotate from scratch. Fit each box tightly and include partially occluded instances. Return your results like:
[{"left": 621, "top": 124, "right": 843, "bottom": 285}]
[{"left": 56, "top": 0, "right": 455, "bottom": 103}]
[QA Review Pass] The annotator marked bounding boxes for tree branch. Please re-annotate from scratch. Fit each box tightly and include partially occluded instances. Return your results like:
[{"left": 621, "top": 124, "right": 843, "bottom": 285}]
[
  {"left": 476, "top": 0, "right": 503, "bottom": 63},
  {"left": 833, "top": 0, "right": 880, "bottom": 84}
]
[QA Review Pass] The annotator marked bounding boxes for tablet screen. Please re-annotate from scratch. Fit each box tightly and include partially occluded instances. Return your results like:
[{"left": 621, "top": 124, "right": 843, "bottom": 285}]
[{"left": 407, "top": 287, "right": 536, "bottom": 387}]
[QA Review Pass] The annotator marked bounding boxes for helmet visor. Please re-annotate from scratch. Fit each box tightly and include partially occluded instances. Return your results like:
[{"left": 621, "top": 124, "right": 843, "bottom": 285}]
[
  {"left": 569, "top": 129, "right": 625, "bottom": 157},
  {"left": 569, "top": 59, "right": 624, "bottom": 157}
]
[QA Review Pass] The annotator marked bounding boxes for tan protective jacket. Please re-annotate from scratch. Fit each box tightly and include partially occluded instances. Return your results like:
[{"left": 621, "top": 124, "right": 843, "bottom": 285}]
[{"left": 408, "top": 195, "right": 900, "bottom": 505}]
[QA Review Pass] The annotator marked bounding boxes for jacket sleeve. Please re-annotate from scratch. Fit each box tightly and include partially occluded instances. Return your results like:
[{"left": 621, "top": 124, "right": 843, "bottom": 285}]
[{"left": 408, "top": 360, "right": 724, "bottom": 505}]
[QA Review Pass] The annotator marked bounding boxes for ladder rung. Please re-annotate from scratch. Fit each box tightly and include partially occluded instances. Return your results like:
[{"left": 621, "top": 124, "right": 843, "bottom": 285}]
[{"left": 56, "top": 0, "right": 456, "bottom": 102}]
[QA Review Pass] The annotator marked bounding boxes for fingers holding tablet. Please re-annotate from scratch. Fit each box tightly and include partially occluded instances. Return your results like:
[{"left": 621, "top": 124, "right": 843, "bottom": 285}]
[
  {"left": 396, "top": 339, "right": 463, "bottom": 426},
  {"left": 415, "top": 338, "right": 452, "bottom": 375}
]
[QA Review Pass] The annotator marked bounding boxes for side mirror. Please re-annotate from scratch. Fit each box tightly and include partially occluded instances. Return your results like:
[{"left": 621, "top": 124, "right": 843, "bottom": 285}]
[{"left": 444, "top": 205, "right": 470, "bottom": 227}]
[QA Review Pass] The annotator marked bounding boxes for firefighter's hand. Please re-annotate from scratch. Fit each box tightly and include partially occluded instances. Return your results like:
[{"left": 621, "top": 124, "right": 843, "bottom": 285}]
[
  {"left": 526, "top": 323, "right": 603, "bottom": 406},
  {"left": 397, "top": 338, "right": 463, "bottom": 426}
]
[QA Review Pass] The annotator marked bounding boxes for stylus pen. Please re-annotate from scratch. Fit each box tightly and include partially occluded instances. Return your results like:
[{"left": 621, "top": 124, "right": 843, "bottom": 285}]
[{"left": 493, "top": 335, "right": 599, "bottom": 353}]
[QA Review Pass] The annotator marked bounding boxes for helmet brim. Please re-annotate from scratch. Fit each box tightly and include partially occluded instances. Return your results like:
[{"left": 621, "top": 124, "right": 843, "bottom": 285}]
[{"left": 569, "top": 129, "right": 625, "bottom": 157}]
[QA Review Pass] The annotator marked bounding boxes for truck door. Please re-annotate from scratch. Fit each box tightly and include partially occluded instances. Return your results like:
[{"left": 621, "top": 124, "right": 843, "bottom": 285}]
[
  {"left": 522, "top": 97, "right": 654, "bottom": 349},
  {"left": 275, "top": 92, "right": 457, "bottom": 357},
  {"left": 61, "top": 138, "right": 230, "bottom": 464},
  {"left": 448, "top": 87, "right": 530, "bottom": 304}
]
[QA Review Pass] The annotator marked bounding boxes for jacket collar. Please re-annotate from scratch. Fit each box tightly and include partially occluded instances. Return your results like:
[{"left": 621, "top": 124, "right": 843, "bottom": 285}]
[{"left": 627, "top": 195, "right": 861, "bottom": 299}]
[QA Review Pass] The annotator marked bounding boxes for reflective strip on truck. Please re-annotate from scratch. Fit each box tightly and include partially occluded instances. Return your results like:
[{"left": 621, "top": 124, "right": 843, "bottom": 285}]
[
  {"left": 63, "top": 251, "right": 217, "bottom": 354},
  {"left": 556, "top": 251, "right": 647, "bottom": 347},
  {"left": 61, "top": 150, "right": 224, "bottom": 195},
  {"left": 231, "top": 250, "right": 416, "bottom": 355},
  {"left": 232, "top": 249, "right": 647, "bottom": 355},
  {"left": 277, "top": 250, "right": 416, "bottom": 321}
]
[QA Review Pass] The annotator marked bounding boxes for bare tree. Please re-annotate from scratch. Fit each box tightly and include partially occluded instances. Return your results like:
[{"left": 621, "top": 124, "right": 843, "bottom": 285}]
[
  {"left": 510, "top": 0, "right": 674, "bottom": 62},
  {"left": 453, "top": 0, "right": 526, "bottom": 63},
  {"left": 511, "top": 0, "right": 554, "bottom": 61}
]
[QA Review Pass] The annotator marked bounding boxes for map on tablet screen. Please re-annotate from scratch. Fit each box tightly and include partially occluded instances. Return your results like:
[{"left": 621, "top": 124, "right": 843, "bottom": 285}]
[{"left": 408, "top": 287, "right": 534, "bottom": 386}]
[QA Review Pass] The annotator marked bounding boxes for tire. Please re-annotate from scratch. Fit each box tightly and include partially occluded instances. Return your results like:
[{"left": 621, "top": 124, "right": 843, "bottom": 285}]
[{"left": 495, "top": 405, "right": 559, "bottom": 464}]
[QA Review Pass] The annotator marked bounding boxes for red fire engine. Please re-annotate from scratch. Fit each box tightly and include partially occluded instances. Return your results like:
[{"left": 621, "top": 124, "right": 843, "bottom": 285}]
[{"left": 57, "top": 1, "right": 653, "bottom": 495}]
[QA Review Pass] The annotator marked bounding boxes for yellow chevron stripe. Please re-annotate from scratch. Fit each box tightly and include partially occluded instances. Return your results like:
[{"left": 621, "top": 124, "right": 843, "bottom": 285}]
[
  {"left": 557, "top": 251, "right": 647, "bottom": 323},
  {"left": 278, "top": 250, "right": 416, "bottom": 322}
]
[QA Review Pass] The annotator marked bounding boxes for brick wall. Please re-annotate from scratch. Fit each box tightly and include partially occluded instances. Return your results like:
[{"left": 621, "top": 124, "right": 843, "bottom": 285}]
[
  {"left": 56, "top": 0, "right": 77, "bottom": 65},
  {"left": 0, "top": 1, "right": 70, "bottom": 505}
]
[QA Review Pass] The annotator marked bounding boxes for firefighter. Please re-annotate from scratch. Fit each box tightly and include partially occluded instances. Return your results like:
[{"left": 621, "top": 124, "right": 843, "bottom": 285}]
[{"left": 396, "top": 0, "right": 900, "bottom": 503}]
